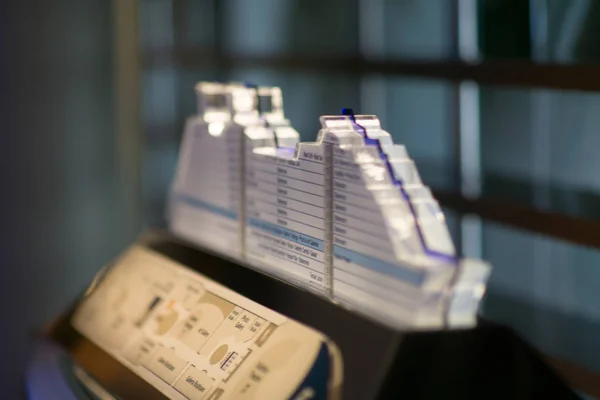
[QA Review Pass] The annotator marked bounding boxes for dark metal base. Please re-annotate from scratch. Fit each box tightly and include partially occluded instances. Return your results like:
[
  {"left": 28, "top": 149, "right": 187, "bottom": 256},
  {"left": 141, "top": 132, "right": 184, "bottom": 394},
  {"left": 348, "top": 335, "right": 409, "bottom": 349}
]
[{"left": 43, "top": 231, "right": 580, "bottom": 400}]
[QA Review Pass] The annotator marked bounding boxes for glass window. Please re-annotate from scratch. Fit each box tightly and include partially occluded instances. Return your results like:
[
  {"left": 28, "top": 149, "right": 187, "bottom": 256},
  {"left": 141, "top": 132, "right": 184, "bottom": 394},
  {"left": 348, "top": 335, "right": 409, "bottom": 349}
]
[
  {"left": 221, "top": 0, "right": 360, "bottom": 56},
  {"left": 478, "top": 0, "right": 531, "bottom": 59},
  {"left": 479, "top": 0, "right": 600, "bottom": 63},
  {"left": 482, "top": 221, "right": 600, "bottom": 373},
  {"left": 139, "top": 0, "right": 174, "bottom": 51},
  {"left": 380, "top": 77, "right": 455, "bottom": 190},
  {"left": 442, "top": 207, "right": 461, "bottom": 247},
  {"left": 175, "top": 0, "right": 217, "bottom": 48},
  {"left": 379, "top": 0, "right": 454, "bottom": 59},
  {"left": 480, "top": 86, "right": 600, "bottom": 221}
]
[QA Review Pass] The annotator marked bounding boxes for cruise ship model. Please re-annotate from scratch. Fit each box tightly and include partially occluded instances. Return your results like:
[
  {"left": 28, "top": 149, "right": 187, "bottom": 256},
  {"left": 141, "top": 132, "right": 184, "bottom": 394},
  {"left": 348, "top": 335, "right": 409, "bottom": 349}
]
[{"left": 169, "top": 82, "right": 491, "bottom": 330}]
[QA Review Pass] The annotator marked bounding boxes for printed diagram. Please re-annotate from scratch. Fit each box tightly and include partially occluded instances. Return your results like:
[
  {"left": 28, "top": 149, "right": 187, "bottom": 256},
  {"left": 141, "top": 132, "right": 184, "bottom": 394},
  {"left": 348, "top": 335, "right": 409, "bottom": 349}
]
[{"left": 73, "top": 247, "right": 342, "bottom": 400}]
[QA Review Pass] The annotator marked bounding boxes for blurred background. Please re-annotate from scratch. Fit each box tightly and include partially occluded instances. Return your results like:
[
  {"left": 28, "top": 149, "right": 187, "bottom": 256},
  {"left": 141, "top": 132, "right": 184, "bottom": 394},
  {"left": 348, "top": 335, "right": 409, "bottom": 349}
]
[{"left": 2, "top": 0, "right": 600, "bottom": 397}]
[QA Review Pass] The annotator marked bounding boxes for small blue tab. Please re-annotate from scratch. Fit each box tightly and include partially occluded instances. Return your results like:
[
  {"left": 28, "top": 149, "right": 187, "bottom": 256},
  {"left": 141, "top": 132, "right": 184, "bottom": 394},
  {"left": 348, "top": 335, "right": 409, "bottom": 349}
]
[
  {"left": 341, "top": 108, "right": 355, "bottom": 120},
  {"left": 342, "top": 108, "right": 361, "bottom": 132}
]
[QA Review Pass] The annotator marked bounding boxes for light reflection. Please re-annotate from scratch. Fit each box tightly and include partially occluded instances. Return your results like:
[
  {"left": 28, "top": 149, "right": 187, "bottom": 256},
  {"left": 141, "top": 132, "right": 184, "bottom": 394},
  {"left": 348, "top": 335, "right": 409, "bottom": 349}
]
[
  {"left": 356, "top": 152, "right": 375, "bottom": 163},
  {"left": 364, "top": 165, "right": 386, "bottom": 181},
  {"left": 208, "top": 122, "right": 225, "bottom": 137}
]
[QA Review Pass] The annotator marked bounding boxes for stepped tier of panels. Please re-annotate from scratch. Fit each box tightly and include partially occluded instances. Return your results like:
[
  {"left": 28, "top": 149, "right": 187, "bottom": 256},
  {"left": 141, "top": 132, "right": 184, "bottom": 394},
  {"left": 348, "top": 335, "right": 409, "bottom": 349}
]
[{"left": 169, "top": 82, "right": 491, "bottom": 330}]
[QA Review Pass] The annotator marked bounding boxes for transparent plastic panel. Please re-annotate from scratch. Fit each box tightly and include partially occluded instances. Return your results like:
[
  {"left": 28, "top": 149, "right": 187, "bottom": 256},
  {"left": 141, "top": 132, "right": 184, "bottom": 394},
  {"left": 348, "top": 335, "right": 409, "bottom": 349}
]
[{"left": 226, "top": 68, "right": 361, "bottom": 142}]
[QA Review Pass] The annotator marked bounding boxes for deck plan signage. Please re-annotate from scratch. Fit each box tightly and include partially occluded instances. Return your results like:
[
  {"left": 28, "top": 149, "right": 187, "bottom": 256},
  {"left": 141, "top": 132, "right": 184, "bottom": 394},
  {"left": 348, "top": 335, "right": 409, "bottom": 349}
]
[{"left": 73, "top": 246, "right": 343, "bottom": 400}]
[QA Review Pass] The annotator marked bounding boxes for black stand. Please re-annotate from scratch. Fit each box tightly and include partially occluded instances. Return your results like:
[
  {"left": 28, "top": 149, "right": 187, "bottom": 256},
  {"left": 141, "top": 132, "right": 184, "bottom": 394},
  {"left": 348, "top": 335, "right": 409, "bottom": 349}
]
[{"left": 46, "top": 231, "right": 580, "bottom": 400}]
